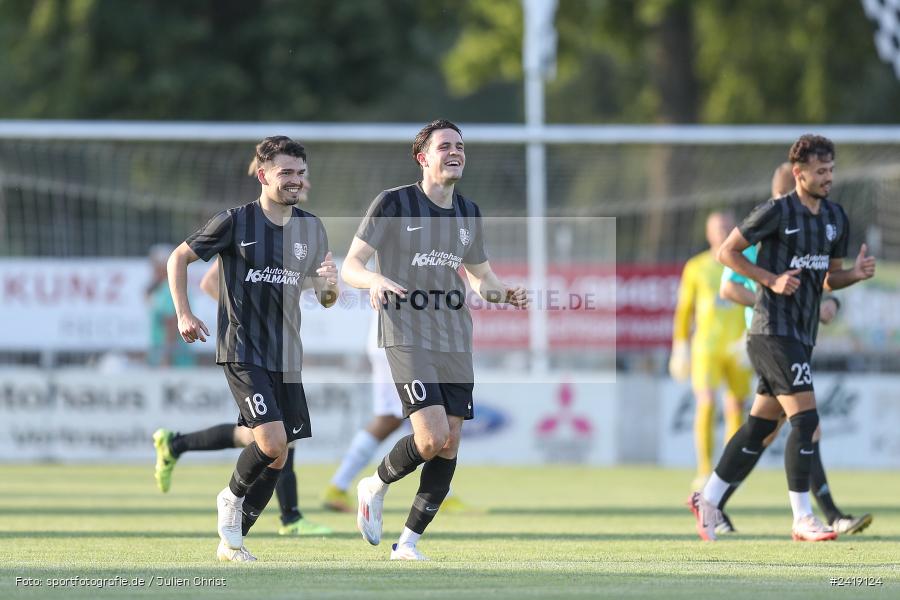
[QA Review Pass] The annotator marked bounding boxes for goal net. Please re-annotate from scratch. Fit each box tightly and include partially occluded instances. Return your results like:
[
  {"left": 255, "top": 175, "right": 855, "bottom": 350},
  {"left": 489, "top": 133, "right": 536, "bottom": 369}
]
[{"left": 1, "top": 122, "right": 899, "bottom": 372}]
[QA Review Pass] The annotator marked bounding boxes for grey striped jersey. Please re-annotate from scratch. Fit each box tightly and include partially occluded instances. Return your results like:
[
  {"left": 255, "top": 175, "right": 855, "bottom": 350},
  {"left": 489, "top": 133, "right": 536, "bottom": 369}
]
[
  {"left": 738, "top": 191, "right": 849, "bottom": 346},
  {"left": 356, "top": 182, "right": 488, "bottom": 352},
  {"left": 186, "top": 201, "right": 328, "bottom": 371}
]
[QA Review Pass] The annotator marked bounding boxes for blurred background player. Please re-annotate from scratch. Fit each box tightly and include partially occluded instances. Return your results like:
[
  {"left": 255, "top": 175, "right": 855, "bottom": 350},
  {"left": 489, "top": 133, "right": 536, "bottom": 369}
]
[
  {"left": 146, "top": 243, "right": 195, "bottom": 368},
  {"left": 711, "top": 162, "right": 873, "bottom": 536},
  {"left": 692, "top": 135, "right": 876, "bottom": 542},
  {"left": 321, "top": 314, "right": 470, "bottom": 514},
  {"left": 167, "top": 136, "right": 337, "bottom": 561},
  {"left": 669, "top": 212, "right": 750, "bottom": 491},
  {"left": 153, "top": 152, "right": 331, "bottom": 536}
]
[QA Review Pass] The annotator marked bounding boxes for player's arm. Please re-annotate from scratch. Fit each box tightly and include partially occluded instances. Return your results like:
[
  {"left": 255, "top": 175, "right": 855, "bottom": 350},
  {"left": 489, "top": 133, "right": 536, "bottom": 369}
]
[
  {"left": 668, "top": 261, "right": 695, "bottom": 381},
  {"left": 310, "top": 251, "right": 339, "bottom": 308},
  {"left": 199, "top": 261, "right": 219, "bottom": 300},
  {"left": 824, "top": 244, "right": 876, "bottom": 290},
  {"left": 717, "top": 228, "right": 800, "bottom": 295},
  {"left": 719, "top": 278, "right": 755, "bottom": 307},
  {"left": 166, "top": 242, "right": 209, "bottom": 343},
  {"left": 342, "top": 236, "right": 406, "bottom": 309},
  {"left": 819, "top": 295, "right": 840, "bottom": 324},
  {"left": 462, "top": 260, "right": 528, "bottom": 307},
  {"left": 671, "top": 261, "right": 695, "bottom": 343}
]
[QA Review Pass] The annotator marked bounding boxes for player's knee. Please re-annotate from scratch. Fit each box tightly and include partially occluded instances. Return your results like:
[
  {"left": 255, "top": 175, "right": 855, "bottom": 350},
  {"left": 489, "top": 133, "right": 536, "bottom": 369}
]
[
  {"left": 233, "top": 426, "right": 253, "bottom": 448},
  {"left": 441, "top": 430, "right": 460, "bottom": 453},
  {"left": 255, "top": 434, "right": 287, "bottom": 459},
  {"left": 415, "top": 431, "right": 449, "bottom": 460},
  {"left": 270, "top": 451, "right": 289, "bottom": 469},
  {"left": 788, "top": 409, "right": 819, "bottom": 443},
  {"left": 744, "top": 415, "right": 779, "bottom": 450}
]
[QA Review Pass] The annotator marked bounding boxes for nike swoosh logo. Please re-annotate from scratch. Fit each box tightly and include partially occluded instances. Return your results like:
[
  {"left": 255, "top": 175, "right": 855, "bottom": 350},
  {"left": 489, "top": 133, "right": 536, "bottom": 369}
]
[
  {"left": 425, "top": 506, "right": 438, "bottom": 512},
  {"left": 741, "top": 447, "right": 760, "bottom": 455},
  {"left": 784, "top": 228, "right": 800, "bottom": 235},
  {"left": 292, "top": 426, "right": 304, "bottom": 434},
  {"left": 240, "top": 241, "right": 257, "bottom": 247},
  {"left": 406, "top": 226, "right": 423, "bottom": 232},
  {"left": 800, "top": 449, "right": 815, "bottom": 455}
]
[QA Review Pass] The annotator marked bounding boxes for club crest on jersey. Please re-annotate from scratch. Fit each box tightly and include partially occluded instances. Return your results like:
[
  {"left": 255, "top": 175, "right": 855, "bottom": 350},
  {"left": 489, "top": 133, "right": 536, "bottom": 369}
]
[
  {"left": 293, "top": 243, "right": 308, "bottom": 260},
  {"left": 825, "top": 224, "right": 837, "bottom": 241},
  {"left": 459, "top": 228, "right": 471, "bottom": 246}
]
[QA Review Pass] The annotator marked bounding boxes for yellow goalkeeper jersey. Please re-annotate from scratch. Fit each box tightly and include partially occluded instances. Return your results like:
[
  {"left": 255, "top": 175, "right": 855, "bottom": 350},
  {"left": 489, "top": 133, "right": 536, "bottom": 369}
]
[{"left": 672, "top": 250, "right": 746, "bottom": 355}]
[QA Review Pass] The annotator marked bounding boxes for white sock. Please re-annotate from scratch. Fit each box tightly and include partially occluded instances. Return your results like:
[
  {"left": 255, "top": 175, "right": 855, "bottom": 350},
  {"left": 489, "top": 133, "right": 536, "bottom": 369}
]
[
  {"left": 331, "top": 430, "right": 380, "bottom": 490},
  {"left": 788, "top": 491, "right": 814, "bottom": 520},
  {"left": 221, "top": 487, "right": 242, "bottom": 503},
  {"left": 397, "top": 527, "right": 421, "bottom": 547},
  {"left": 701, "top": 472, "right": 731, "bottom": 506},
  {"left": 370, "top": 471, "right": 389, "bottom": 496}
]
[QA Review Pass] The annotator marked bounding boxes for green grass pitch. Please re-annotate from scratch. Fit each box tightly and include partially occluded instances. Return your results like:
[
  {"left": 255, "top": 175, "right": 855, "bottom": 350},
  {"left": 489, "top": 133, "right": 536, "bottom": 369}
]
[{"left": 2, "top": 463, "right": 898, "bottom": 599}]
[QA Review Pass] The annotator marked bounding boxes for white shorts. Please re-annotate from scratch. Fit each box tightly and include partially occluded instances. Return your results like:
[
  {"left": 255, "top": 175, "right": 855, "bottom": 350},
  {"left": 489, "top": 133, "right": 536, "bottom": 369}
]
[{"left": 370, "top": 349, "right": 403, "bottom": 418}]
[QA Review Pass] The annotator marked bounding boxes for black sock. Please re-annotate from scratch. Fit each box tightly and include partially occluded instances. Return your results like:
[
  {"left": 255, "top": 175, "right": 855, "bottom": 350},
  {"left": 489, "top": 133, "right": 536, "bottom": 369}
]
[
  {"left": 719, "top": 442, "right": 769, "bottom": 510},
  {"left": 809, "top": 441, "right": 842, "bottom": 523},
  {"left": 275, "top": 447, "right": 302, "bottom": 525},
  {"left": 241, "top": 466, "right": 282, "bottom": 536},
  {"left": 714, "top": 416, "right": 778, "bottom": 484},
  {"left": 785, "top": 409, "right": 819, "bottom": 492},
  {"left": 718, "top": 484, "right": 738, "bottom": 510},
  {"left": 169, "top": 424, "right": 235, "bottom": 457},
  {"left": 377, "top": 434, "right": 425, "bottom": 484},
  {"left": 228, "top": 442, "right": 277, "bottom": 497},
  {"left": 404, "top": 456, "right": 457, "bottom": 535}
]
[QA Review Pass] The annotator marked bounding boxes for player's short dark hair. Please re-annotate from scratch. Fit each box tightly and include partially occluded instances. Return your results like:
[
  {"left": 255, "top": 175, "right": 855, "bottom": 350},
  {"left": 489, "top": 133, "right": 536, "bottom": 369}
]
[
  {"left": 249, "top": 136, "right": 307, "bottom": 175},
  {"left": 411, "top": 119, "right": 462, "bottom": 165},
  {"left": 789, "top": 135, "right": 835, "bottom": 165}
]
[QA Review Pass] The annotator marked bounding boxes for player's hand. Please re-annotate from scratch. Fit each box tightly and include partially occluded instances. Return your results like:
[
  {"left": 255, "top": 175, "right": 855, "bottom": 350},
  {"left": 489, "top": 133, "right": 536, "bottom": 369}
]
[
  {"left": 504, "top": 285, "right": 528, "bottom": 308},
  {"left": 769, "top": 268, "right": 802, "bottom": 295},
  {"left": 177, "top": 312, "right": 209, "bottom": 343},
  {"left": 852, "top": 243, "right": 876, "bottom": 282},
  {"left": 369, "top": 275, "right": 406, "bottom": 309},
  {"left": 819, "top": 297, "right": 839, "bottom": 324},
  {"left": 316, "top": 251, "right": 338, "bottom": 285},
  {"left": 668, "top": 340, "right": 690, "bottom": 382}
]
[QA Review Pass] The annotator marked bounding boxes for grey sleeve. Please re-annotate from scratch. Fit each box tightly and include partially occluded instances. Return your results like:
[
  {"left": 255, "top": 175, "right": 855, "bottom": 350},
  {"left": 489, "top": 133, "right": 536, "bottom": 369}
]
[
  {"left": 831, "top": 206, "right": 850, "bottom": 259},
  {"left": 738, "top": 201, "right": 780, "bottom": 245},
  {"left": 463, "top": 205, "right": 488, "bottom": 264},
  {"left": 307, "top": 219, "right": 330, "bottom": 277},
  {"left": 355, "top": 191, "right": 396, "bottom": 250},
  {"left": 185, "top": 210, "right": 233, "bottom": 261}
]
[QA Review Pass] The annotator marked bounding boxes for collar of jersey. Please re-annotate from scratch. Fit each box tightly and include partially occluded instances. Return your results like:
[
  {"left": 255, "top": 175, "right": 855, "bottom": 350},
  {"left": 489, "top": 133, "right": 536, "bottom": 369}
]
[
  {"left": 415, "top": 182, "right": 457, "bottom": 214},
  {"left": 255, "top": 200, "right": 300, "bottom": 229}
]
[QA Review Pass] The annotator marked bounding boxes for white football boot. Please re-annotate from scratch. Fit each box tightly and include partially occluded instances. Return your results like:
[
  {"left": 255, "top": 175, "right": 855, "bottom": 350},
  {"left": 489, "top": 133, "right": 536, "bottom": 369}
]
[
  {"left": 390, "top": 543, "right": 429, "bottom": 561},
  {"left": 216, "top": 540, "right": 257, "bottom": 562},
  {"left": 356, "top": 475, "right": 386, "bottom": 545},
  {"left": 216, "top": 487, "right": 244, "bottom": 549}
]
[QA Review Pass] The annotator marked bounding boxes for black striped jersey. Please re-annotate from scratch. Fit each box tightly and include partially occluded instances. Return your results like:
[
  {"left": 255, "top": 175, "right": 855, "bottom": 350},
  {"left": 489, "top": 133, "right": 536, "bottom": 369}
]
[
  {"left": 738, "top": 191, "right": 849, "bottom": 346},
  {"left": 356, "top": 182, "right": 488, "bottom": 352},
  {"left": 186, "top": 200, "right": 328, "bottom": 371}
]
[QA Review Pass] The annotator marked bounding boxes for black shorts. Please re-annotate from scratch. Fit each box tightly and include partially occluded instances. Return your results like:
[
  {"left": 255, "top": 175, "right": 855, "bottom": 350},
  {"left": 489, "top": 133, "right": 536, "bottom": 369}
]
[
  {"left": 223, "top": 363, "right": 312, "bottom": 442},
  {"left": 384, "top": 346, "right": 474, "bottom": 420},
  {"left": 746, "top": 335, "right": 814, "bottom": 397}
]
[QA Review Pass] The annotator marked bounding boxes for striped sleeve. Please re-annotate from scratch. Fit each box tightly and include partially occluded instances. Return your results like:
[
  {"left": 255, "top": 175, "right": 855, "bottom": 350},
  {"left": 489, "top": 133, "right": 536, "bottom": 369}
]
[
  {"left": 831, "top": 205, "right": 850, "bottom": 259},
  {"left": 356, "top": 191, "right": 398, "bottom": 250},
  {"left": 738, "top": 201, "right": 780, "bottom": 245},
  {"left": 185, "top": 210, "right": 233, "bottom": 261},
  {"left": 307, "top": 218, "right": 329, "bottom": 277},
  {"left": 462, "top": 202, "right": 488, "bottom": 265}
]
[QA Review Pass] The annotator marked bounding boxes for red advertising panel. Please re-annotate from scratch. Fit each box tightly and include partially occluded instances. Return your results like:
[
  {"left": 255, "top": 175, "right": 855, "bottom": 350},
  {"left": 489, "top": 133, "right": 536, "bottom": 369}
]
[{"left": 471, "top": 262, "right": 682, "bottom": 350}]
